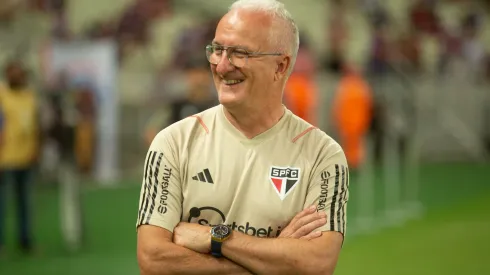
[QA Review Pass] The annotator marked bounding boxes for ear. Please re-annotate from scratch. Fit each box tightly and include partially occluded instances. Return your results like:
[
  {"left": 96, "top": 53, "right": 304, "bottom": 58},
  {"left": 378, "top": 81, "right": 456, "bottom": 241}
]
[{"left": 274, "top": 55, "right": 291, "bottom": 80}]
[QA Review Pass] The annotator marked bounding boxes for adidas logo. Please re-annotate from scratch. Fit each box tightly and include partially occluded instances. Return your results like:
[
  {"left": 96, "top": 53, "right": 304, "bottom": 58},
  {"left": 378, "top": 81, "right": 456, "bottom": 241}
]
[{"left": 192, "top": 169, "right": 214, "bottom": 184}]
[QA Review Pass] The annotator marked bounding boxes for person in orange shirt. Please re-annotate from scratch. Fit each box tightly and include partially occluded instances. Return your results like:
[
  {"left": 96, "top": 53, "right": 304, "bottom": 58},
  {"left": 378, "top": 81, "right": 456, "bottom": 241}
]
[
  {"left": 284, "top": 37, "right": 318, "bottom": 125},
  {"left": 332, "top": 64, "right": 373, "bottom": 170}
]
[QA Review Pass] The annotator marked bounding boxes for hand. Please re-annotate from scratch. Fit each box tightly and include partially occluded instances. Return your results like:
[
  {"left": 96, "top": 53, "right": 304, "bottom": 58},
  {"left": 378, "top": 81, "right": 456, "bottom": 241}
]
[
  {"left": 173, "top": 222, "right": 211, "bottom": 254},
  {"left": 279, "top": 205, "right": 326, "bottom": 240}
]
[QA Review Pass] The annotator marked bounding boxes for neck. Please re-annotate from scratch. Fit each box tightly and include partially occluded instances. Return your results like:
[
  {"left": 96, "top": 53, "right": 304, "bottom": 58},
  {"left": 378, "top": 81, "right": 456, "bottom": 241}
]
[{"left": 223, "top": 102, "right": 285, "bottom": 139}]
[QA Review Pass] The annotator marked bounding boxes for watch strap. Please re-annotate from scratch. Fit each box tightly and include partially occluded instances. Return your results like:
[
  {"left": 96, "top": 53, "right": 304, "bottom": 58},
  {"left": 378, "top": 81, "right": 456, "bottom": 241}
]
[{"left": 211, "top": 239, "right": 223, "bottom": 258}]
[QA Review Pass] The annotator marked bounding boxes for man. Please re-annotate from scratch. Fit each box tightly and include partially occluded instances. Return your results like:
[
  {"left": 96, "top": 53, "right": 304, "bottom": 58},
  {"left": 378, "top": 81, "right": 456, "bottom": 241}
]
[
  {"left": 0, "top": 60, "right": 40, "bottom": 254},
  {"left": 136, "top": 0, "right": 349, "bottom": 274}
]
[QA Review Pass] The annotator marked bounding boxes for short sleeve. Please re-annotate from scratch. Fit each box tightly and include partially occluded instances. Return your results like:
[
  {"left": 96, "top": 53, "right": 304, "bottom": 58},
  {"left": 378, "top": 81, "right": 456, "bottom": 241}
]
[
  {"left": 136, "top": 131, "right": 183, "bottom": 232},
  {"left": 304, "top": 146, "right": 350, "bottom": 236}
]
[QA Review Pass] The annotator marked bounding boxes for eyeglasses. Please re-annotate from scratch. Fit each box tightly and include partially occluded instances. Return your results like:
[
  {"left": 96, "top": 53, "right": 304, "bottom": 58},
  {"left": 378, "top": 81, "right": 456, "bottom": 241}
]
[{"left": 205, "top": 44, "right": 282, "bottom": 68}]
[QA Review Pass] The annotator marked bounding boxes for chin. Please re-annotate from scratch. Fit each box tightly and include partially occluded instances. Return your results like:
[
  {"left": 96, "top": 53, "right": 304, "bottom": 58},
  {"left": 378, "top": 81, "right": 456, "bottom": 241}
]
[
  {"left": 218, "top": 92, "right": 241, "bottom": 107},
  {"left": 216, "top": 82, "right": 246, "bottom": 107}
]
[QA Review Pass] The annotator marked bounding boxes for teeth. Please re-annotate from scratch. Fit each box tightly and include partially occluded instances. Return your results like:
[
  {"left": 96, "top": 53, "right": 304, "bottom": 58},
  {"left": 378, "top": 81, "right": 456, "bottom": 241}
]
[{"left": 223, "top": 79, "right": 243, "bottom": 85}]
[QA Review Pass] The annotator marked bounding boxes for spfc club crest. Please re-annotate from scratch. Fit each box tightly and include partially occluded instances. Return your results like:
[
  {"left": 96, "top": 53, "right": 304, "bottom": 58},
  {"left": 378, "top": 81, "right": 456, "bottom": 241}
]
[{"left": 269, "top": 166, "right": 301, "bottom": 200}]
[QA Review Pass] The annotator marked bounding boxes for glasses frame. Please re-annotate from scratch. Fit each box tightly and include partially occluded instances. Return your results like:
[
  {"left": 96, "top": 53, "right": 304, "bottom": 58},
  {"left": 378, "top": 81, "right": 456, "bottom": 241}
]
[{"left": 205, "top": 44, "right": 282, "bottom": 68}]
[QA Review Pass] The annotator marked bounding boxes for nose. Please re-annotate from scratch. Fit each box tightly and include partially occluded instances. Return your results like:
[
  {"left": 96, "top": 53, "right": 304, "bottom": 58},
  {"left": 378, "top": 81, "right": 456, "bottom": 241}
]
[{"left": 214, "top": 51, "right": 236, "bottom": 75}]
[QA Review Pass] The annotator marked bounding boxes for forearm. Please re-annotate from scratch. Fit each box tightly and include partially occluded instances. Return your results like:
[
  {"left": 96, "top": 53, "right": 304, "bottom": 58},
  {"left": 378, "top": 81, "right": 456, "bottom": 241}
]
[
  {"left": 139, "top": 241, "right": 252, "bottom": 275},
  {"left": 222, "top": 232, "right": 334, "bottom": 275}
]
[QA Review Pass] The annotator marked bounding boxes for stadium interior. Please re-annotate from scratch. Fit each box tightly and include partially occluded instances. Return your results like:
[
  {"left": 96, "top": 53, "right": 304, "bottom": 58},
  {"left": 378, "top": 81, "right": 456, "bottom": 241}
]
[{"left": 0, "top": 0, "right": 489, "bottom": 274}]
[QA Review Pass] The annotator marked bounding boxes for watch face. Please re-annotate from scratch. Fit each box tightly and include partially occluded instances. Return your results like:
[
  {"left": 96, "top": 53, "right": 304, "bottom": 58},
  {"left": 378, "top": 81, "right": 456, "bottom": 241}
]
[{"left": 212, "top": 225, "right": 230, "bottom": 238}]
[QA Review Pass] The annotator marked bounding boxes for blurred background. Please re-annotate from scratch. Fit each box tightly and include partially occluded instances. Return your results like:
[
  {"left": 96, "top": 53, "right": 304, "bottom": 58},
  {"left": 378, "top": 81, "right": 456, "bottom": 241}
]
[{"left": 0, "top": 0, "right": 489, "bottom": 274}]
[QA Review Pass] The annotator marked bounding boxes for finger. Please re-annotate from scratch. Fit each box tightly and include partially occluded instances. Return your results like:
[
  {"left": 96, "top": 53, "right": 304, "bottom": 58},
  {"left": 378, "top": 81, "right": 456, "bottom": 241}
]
[
  {"left": 288, "top": 205, "right": 317, "bottom": 228},
  {"left": 286, "top": 211, "right": 324, "bottom": 236},
  {"left": 292, "top": 218, "right": 326, "bottom": 239},
  {"left": 279, "top": 206, "right": 319, "bottom": 238},
  {"left": 290, "top": 216, "right": 327, "bottom": 238},
  {"left": 290, "top": 211, "right": 326, "bottom": 234},
  {"left": 299, "top": 230, "right": 322, "bottom": 241}
]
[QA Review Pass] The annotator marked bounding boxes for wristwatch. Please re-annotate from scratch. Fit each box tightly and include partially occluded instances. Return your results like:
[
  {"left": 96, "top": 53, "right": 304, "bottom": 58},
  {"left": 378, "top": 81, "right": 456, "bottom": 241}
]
[{"left": 210, "top": 224, "right": 232, "bottom": 258}]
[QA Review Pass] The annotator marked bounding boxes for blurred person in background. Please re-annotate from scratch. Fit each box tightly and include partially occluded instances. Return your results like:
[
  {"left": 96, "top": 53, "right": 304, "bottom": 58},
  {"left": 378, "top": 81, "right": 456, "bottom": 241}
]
[
  {"left": 0, "top": 60, "right": 40, "bottom": 255},
  {"left": 115, "top": 0, "right": 172, "bottom": 62},
  {"left": 410, "top": 0, "right": 440, "bottom": 36},
  {"left": 323, "top": 0, "right": 348, "bottom": 74},
  {"left": 332, "top": 64, "right": 373, "bottom": 170},
  {"left": 284, "top": 35, "right": 318, "bottom": 126},
  {"left": 41, "top": 72, "right": 97, "bottom": 176},
  {"left": 41, "top": 72, "right": 88, "bottom": 252},
  {"left": 144, "top": 55, "right": 217, "bottom": 146},
  {"left": 395, "top": 25, "right": 422, "bottom": 74},
  {"left": 73, "top": 84, "right": 96, "bottom": 175},
  {"left": 459, "top": 12, "right": 486, "bottom": 79},
  {"left": 368, "top": 11, "right": 392, "bottom": 76},
  {"left": 42, "top": 75, "right": 96, "bottom": 177},
  {"left": 171, "top": 17, "right": 221, "bottom": 71},
  {"left": 153, "top": 17, "right": 220, "bottom": 102},
  {"left": 438, "top": 9, "right": 486, "bottom": 79},
  {"left": 41, "top": 71, "right": 75, "bottom": 176}
]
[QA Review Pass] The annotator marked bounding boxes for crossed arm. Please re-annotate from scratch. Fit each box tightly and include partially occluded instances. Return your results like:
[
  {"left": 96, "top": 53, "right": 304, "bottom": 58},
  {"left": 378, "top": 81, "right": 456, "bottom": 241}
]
[
  {"left": 137, "top": 225, "right": 250, "bottom": 275},
  {"left": 137, "top": 131, "right": 349, "bottom": 275},
  {"left": 138, "top": 205, "right": 344, "bottom": 275},
  {"left": 220, "top": 230, "right": 343, "bottom": 275}
]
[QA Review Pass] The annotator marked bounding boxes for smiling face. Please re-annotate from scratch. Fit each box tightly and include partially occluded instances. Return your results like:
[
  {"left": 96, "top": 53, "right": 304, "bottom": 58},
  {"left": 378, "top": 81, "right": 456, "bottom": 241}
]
[{"left": 210, "top": 9, "right": 287, "bottom": 110}]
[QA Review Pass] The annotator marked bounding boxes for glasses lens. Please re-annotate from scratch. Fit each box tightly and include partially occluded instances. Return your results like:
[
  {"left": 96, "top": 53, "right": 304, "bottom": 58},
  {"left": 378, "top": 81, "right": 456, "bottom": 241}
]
[
  {"left": 229, "top": 49, "right": 247, "bottom": 68},
  {"left": 205, "top": 45, "right": 247, "bottom": 67},
  {"left": 206, "top": 45, "right": 220, "bottom": 65}
]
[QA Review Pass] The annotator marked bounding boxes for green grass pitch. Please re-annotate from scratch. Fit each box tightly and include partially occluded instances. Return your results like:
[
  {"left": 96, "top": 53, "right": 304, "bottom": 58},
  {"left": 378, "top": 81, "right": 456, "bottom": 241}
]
[{"left": 0, "top": 163, "right": 489, "bottom": 275}]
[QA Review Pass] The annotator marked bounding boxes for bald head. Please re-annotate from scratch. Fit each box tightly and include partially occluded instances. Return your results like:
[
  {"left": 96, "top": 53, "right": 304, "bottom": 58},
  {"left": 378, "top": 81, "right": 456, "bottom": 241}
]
[
  {"left": 218, "top": 9, "right": 273, "bottom": 50},
  {"left": 227, "top": 0, "right": 300, "bottom": 77}
]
